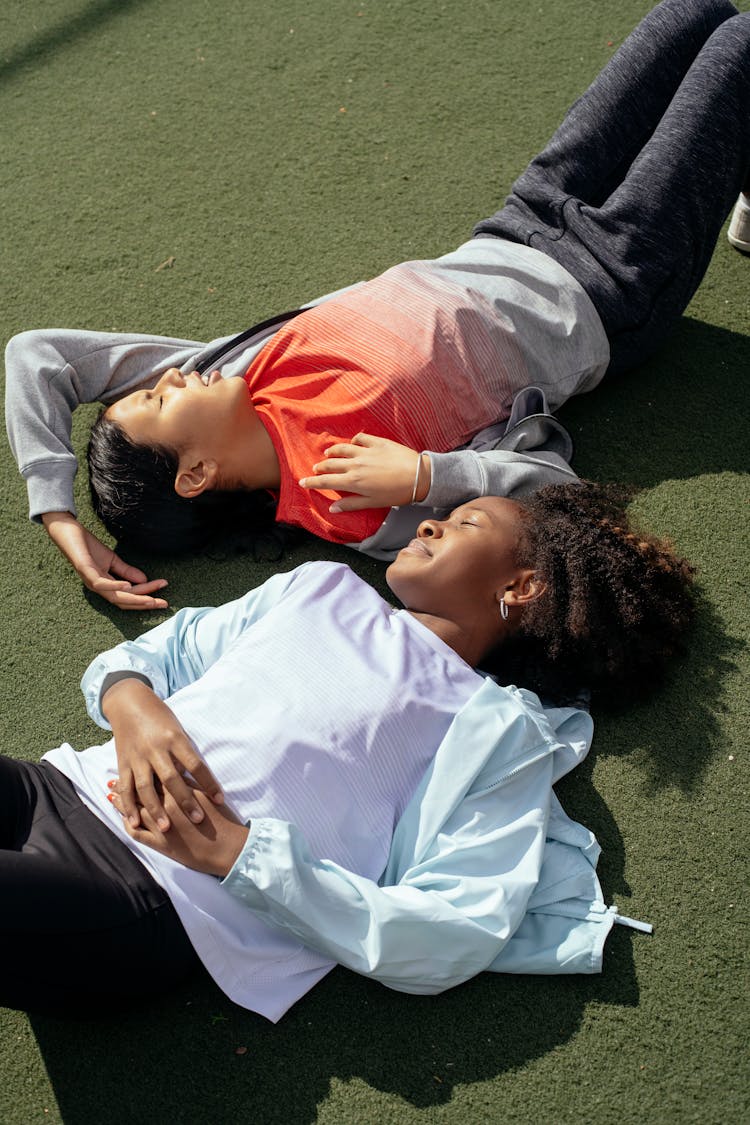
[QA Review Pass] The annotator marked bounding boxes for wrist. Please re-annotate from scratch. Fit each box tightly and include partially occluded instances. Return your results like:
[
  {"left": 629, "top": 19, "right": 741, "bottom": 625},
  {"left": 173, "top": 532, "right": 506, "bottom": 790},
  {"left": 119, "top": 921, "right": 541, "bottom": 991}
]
[
  {"left": 102, "top": 675, "right": 156, "bottom": 722},
  {"left": 216, "top": 823, "right": 250, "bottom": 878},
  {"left": 414, "top": 454, "right": 432, "bottom": 503},
  {"left": 41, "top": 510, "right": 77, "bottom": 531}
]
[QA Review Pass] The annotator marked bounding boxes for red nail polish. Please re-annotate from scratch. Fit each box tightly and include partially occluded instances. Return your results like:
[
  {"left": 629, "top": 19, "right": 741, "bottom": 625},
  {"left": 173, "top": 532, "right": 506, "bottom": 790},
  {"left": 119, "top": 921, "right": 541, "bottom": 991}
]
[{"left": 107, "top": 793, "right": 115, "bottom": 803}]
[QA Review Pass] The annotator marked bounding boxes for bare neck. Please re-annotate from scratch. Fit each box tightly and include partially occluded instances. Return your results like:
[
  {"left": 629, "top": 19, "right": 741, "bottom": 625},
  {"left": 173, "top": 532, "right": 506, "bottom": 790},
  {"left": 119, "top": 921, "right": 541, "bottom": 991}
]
[
  {"left": 406, "top": 610, "right": 503, "bottom": 669},
  {"left": 227, "top": 406, "right": 281, "bottom": 492}
]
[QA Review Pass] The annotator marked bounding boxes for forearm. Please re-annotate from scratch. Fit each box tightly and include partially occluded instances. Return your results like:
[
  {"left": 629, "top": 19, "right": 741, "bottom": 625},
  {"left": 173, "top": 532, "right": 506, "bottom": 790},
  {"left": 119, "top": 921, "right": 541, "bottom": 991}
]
[
  {"left": 223, "top": 818, "right": 518, "bottom": 993},
  {"left": 81, "top": 606, "right": 218, "bottom": 727},
  {"left": 353, "top": 450, "right": 581, "bottom": 561}
]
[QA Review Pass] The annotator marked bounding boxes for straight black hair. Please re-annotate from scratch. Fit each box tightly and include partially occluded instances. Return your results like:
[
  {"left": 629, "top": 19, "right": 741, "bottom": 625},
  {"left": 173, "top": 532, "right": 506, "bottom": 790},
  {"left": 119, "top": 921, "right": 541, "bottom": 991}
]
[{"left": 87, "top": 411, "right": 279, "bottom": 555}]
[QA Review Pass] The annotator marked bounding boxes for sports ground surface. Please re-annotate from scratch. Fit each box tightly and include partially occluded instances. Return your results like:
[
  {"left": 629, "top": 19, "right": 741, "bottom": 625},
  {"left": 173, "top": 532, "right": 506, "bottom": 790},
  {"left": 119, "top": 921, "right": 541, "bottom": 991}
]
[{"left": 1, "top": 2, "right": 748, "bottom": 1122}]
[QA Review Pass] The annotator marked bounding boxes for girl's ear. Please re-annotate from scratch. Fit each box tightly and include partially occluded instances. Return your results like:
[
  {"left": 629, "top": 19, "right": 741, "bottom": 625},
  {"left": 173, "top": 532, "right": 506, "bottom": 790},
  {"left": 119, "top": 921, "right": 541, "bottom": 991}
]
[
  {"left": 499, "top": 570, "right": 547, "bottom": 609},
  {"left": 174, "top": 458, "right": 219, "bottom": 499}
]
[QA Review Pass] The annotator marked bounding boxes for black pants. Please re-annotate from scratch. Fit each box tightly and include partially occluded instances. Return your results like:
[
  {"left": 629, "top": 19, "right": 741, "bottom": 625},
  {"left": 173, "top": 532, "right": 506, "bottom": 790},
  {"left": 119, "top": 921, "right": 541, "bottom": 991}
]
[
  {"left": 0, "top": 755, "right": 198, "bottom": 1013},
  {"left": 475, "top": 0, "right": 750, "bottom": 374}
]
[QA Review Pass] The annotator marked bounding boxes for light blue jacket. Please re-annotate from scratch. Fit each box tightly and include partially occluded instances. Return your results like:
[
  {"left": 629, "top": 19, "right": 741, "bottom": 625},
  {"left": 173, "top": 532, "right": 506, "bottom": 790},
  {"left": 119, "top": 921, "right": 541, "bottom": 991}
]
[{"left": 224, "top": 677, "right": 621, "bottom": 993}]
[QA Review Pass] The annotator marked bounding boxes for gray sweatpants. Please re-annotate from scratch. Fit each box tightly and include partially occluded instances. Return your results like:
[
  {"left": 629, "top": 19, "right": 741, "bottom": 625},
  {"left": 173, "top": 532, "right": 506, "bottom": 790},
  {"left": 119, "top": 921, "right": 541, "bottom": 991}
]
[{"left": 475, "top": 0, "right": 750, "bottom": 374}]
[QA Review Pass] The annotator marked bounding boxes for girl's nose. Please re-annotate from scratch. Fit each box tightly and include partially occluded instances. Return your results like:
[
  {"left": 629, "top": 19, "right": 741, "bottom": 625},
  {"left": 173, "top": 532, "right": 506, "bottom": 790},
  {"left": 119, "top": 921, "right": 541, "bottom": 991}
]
[
  {"left": 157, "top": 367, "right": 185, "bottom": 390},
  {"left": 417, "top": 519, "right": 443, "bottom": 539}
]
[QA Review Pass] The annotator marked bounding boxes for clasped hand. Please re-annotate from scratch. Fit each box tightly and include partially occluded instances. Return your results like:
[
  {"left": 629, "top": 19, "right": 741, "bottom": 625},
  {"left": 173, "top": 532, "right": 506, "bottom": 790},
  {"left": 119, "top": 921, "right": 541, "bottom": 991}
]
[
  {"left": 109, "top": 783, "right": 248, "bottom": 878},
  {"left": 103, "top": 678, "right": 246, "bottom": 875},
  {"left": 298, "top": 433, "right": 431, "bottom": 511},
  {"left": 103, "top": 678, "right": 223, "bottom": 831}
]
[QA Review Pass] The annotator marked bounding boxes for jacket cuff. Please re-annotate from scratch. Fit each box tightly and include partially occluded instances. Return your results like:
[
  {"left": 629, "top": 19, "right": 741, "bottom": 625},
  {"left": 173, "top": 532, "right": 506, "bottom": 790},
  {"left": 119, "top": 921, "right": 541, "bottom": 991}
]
[
  {"left": 221, "top": 818, "right": 270, "bottom": 900},
  {"left": 424, "top": 450, "right": 486, "bottom": 509},
  {"left": 81, "top": 654, "right": 167, "bottom": 728},
  {"left": 25, "top": 460, "right": 78, "bottom": 523}
]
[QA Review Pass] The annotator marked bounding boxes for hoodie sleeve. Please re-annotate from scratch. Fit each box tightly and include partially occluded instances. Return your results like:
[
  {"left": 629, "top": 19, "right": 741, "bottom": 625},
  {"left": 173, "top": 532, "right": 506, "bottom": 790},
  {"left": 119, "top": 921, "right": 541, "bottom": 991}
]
[{"left": 4, "top": 329, "right": 208, "bottom": 520}]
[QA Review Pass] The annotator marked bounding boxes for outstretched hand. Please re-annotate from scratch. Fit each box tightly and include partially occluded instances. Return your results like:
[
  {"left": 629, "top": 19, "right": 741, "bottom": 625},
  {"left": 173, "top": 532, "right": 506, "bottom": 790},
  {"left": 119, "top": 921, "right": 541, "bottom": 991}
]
[
  {"left": 42, "top": 511, "right": 169, "bottom": 609},
  {"left": 298, "top": 433, "right": 431, "bottom": 512}
]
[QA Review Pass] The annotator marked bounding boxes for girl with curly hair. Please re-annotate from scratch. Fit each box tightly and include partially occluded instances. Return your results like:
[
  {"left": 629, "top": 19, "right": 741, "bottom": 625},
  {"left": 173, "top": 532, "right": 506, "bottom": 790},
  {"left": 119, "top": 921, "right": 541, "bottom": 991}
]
[{"left": 0, "top": 484, "right": 693, "bottom": 1015}]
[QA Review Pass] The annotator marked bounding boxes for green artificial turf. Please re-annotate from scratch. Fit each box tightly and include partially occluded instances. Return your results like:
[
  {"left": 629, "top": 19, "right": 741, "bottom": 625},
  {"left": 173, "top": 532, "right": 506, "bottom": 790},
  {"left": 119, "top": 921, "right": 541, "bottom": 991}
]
[{"left": 1, "top": 1, "right": 748, "bottom": 1122}]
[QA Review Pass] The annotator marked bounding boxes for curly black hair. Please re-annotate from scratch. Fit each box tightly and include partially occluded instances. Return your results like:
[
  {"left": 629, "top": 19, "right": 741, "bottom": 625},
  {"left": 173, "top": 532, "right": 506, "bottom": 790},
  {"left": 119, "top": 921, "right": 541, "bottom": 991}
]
[{"left": 484, "top": 481, "right": 696, "bottom": 705}]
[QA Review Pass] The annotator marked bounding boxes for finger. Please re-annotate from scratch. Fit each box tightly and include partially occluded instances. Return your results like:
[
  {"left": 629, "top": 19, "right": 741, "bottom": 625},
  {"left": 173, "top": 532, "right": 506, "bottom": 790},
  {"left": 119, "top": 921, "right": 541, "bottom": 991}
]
[
  {"left": 299, "top": 474, "right": 361, "bottom": 494},
  {"left": 133, "top": 770, "right": 171, "bottom": 832},
  {"left": 112, "top": 770, "right": 141, "bottom": 828},
  {"left": 108, "top": 555, "right": 151, "bottom": 584},
  {"left": 107, "top": 789, "right": 143, "bottom": 829},
  {"left": 138, "top": 804, "right": 165, "bottom": 833},
  {"left": 109, "top": 588, "right": 170, "bottom": 610},
  {"left": 317, "top": 443, "right": 359, "bottom": 459},
  {"left": 160, "top": 789, "right": 207, "bottom": 834},
  {"left": 124, "top": 805, "right": 166, "bottom": 847},
  {"left": 121, "top": 817, "right": 142, "bottom": 842},
  {"left": 82, "top": 571, "right": 132, "bottom": 593},
  {"left": 127, "top": 580, "right": 170, "bottom": 596},
  {"left": 298, "top": 473, "right": 345, "bottom": 491},
  {"left": 176, "top": 752, "right": 224, "bottom": 806},
  {"left": 350, "top": 432, "right": 379, "bottom": 447},
  {"left": 90, "top": 575, "right": 168, "bottom": 597},
  {"left": 329, "top": 496, "right": 377, "bottom": 513},
  {"left": 181, "top": 781, "right": 242, "bottom": 826},
  {"left": 107, "top": 789, "right": 126, "bottom": 816},
  {"left": 86, "top": 573, "right": 169, "bottom": 608},
  {"left": 158, "top": 760, "right": 208, "bottom": 824},
  {"left": 303, "top": 456, "right": 358, "bottom": 478},
  {"left": 313, "top": 456, "right": 357, "bottom": 473}
]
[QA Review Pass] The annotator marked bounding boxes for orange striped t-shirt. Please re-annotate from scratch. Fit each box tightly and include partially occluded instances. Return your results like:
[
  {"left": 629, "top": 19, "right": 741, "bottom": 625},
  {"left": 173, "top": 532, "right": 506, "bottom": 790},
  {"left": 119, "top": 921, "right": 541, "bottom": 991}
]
[{"left": 244, "top": 258, "right": 529, "bottom": 543}]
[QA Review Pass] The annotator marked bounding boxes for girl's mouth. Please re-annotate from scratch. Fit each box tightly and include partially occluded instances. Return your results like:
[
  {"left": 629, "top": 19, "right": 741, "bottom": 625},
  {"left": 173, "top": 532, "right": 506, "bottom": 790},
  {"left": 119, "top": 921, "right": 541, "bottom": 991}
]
[
  {"left": 200, "top": 370, "right": 222, "bottom": 387},
  {"left": 402, "top": 539, "right": 431, "bottom": 557}
]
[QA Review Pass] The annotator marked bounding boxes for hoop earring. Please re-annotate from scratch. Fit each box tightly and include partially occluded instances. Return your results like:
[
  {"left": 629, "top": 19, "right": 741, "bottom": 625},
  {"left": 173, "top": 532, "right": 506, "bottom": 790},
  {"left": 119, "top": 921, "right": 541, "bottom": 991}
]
[{"left": 499, "top": 599, "right": 509, "bottom": 621}]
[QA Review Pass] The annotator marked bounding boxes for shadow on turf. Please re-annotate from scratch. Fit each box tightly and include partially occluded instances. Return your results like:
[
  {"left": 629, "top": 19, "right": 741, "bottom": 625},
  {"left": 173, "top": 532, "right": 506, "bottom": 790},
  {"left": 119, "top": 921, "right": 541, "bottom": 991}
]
[
  {"left": 29, "top": 936, "right": 639, "bottom": 1123},
  {"left": 1, "top": 0, "right": 150, "bottom": 87},
  {"left": 555, "top": 315, "right": 748, "bottom": 792},
  {"left": 558, "top": 316, "right": 749, "bottom": 487}
]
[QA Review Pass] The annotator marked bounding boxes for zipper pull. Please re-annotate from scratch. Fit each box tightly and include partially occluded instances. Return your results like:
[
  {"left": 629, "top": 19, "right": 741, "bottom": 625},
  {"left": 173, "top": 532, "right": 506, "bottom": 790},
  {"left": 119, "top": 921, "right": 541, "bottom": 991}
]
[{"left": 610, "top": 904, "right": 653, "bottom": 934}]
